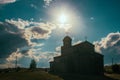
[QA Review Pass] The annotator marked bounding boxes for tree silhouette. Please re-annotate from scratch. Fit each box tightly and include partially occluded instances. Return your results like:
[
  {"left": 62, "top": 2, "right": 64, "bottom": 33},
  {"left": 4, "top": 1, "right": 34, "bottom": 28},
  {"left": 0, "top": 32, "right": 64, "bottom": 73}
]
[
  {"left": 29, "top": 59, "right": 37, "bottom": 69},
  {"left": 112, "top": 64, "right": 120, "bottom": 73}
]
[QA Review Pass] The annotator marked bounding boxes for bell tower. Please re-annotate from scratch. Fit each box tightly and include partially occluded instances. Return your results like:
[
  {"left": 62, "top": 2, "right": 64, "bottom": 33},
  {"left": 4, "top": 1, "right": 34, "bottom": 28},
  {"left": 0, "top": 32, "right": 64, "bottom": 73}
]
[{"left": 63, "top": 36, "right": 72, "bottom": 48}]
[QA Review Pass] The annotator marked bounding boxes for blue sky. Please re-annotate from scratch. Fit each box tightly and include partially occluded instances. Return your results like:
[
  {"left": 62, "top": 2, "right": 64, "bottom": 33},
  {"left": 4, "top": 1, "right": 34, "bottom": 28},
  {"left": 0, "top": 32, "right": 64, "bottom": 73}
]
[{"left": 0, "top": 0, "right": 120, "bottom": 68}]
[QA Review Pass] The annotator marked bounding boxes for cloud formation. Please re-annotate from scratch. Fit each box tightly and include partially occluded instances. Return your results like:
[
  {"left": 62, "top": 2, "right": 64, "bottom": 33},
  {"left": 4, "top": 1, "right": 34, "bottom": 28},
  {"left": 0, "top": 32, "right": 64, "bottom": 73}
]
[
  {"left": 94, "top": 32, "right": 120, "bottom": 64},
  {"left": 30, "top": 4, "right": 37, "bottom": 9},
  {"left": 0, "top": 21, "right": 28, "bottom": 58},
  {"left": 0, "top": 18, "right": 56, "bottom": 68},
  {"left": 6, "top": 19, "right": 56, "bottom": 45},
  {"left": 0, "top": 0, "right": 16, "bottom": 4},
  {"left": 44, "top": 0, "right": 53, "bottom": 6},
  {"left": 6, "top": 49, "right": 23, "bottom": 62},
  {"left": 2, "top": 18, "right": 120, "bottom": 68}
]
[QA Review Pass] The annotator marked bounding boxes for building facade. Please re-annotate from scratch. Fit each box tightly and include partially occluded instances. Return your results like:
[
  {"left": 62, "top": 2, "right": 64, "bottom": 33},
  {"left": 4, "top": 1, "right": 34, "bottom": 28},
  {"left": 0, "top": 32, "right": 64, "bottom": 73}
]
[{"left": 50, "top": 36, "right": 104, "bottom": 75}]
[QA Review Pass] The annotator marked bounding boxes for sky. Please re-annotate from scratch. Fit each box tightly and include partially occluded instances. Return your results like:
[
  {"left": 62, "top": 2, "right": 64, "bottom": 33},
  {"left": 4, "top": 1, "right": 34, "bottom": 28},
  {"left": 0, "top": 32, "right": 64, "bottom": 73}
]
[{"left": 0, "top": 0, "right": 120, "bottom": 68}]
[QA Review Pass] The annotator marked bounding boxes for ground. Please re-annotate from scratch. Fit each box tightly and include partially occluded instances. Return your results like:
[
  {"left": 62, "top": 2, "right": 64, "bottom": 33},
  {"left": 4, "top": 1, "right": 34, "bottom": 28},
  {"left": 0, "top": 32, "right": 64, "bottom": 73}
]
[
  {"left": 105, "top": 73, "right": 120, "bottom": 80},
  {"left": 0, "top": 71, "right": 63, "bottom": 80},
  {"left": 55, "top": 73, "right": 120, "bottom": 80},
  {"left": 0, "top": 70, "right": 120, "bottom": 80}
]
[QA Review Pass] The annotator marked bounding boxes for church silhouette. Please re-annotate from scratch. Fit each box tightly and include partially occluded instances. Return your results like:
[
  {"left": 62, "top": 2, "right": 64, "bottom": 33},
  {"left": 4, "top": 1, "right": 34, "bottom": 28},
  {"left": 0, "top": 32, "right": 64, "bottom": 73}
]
[{"left": 50, "top": 36, "right": 104, "bottom": 75}]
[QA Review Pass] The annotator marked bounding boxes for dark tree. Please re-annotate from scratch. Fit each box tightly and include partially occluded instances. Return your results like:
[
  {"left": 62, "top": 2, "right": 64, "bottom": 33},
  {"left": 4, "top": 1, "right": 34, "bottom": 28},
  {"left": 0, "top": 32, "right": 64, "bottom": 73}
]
[
  {"left": 112, "top": 64, "right": 120, "bottom": 73},
  {"left": 29, "top": 59, "right": 37, "bottom": 69}
]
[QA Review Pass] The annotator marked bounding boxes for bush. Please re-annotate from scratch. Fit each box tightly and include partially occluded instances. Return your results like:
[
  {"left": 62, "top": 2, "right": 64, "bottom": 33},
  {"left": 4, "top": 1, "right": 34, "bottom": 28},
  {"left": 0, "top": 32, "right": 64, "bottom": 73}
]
[
  {"left": 112, "top": 64, "right": 120, "bottom": 73},
  {"left": 16, "top": 66, "right": 21, "bottom": 72}
]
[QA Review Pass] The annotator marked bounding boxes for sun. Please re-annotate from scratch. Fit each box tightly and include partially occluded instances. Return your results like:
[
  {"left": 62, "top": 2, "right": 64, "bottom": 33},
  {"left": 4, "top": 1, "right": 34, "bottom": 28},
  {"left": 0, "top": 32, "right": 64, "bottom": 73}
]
[
  {"left": 57, "top": 12, "right": 72, "bottom": 32},
  {"left": 58, "top": 13, "right": 67, "bottom": 24}
]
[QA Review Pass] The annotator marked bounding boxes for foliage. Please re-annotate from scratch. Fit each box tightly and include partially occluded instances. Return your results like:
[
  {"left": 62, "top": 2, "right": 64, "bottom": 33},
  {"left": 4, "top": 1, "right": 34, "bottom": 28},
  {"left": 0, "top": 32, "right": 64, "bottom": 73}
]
[
  {"left": 112, "top": 64, "right": 120, "bottom": 73},
  {"left": 104, "top": 66, "right": 113, "bottom": 73},
  {"left": 29, "top": 59, "right": 37, "bottom": 69},
  {"left": 16, "top": 66, "right": 21, "bottom": 72}
]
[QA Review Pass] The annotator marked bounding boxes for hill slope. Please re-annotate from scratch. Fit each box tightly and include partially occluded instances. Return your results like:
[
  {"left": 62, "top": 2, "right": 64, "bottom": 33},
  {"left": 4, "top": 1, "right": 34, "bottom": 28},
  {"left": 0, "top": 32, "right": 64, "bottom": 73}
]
[{"left": 0, "top": 71, "right": 63, "bottom": 80}]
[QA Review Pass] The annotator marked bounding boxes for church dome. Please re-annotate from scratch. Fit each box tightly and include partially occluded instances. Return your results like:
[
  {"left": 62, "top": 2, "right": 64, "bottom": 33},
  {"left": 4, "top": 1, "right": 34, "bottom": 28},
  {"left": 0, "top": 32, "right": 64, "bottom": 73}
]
[{"left": 63, "top": 36, "right": 72, "bottom": 41}]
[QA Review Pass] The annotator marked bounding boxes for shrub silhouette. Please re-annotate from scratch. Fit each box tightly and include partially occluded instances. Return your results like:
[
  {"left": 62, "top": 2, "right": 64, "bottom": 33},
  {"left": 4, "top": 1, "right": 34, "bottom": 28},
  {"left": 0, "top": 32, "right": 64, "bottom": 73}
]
[
  {"left": 16, "top": 66, "right": 21, "bottom": 72},
  {"left": 112, "top": 64, "right": 120, "bottom": 73}
]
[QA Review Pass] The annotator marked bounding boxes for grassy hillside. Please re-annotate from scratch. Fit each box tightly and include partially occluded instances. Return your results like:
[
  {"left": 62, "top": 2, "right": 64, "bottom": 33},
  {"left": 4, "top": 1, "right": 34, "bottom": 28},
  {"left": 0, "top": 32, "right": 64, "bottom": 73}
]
[
  {"left": 1, "top": 67, "right": 120, "bottom": 80},
  {"left": 61, "top": 74, "right": 118, "bottom": 80},
  {"left": 0, "top": 71, "right": 63, "bottom": 80},
  {"left": 105, "top": 73, "right": 120, "bottom": 80}
]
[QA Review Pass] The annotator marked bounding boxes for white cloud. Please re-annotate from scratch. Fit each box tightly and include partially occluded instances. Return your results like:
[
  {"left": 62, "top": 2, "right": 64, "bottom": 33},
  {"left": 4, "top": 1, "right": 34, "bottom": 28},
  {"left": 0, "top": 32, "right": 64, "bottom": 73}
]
[
  {"left": 55, "top": 46, "right": 61, "bottom": 52},
  {"left": 5, "top": 45, "right": 57, "bottom": 67},
  {"left": 73, "top": 40, "right": 82, "bottom": 45},
  {"left": 0, "top": 0, "right": 16, "bottom": 4},
  {"left": 44, "top": 0, "right": 53, "bottom": 6},
  {"left": 6, "top": 19, "right": 30, "bottom": 29},
  {"left": 94, "top": 32, "right": 120, "bottom": 52},
  {"left": 6, "top": 49, "right": 23, "bottom": 62},
  {"left": 6, "top": 19, "right": 56, "bottom": 45},
  {"left": 90, "top": 17, "right": 94, "bottom": 20},
  {"left": 30, "top": 4, "right": 37, "bottom": 9},
  {"left": 0, "top": 63, "right": 15, "bottom": 69},
  {"left": 0, "top": 18, "right": 58, "bottom": 68},
  {"left": 94, "top": 32, "right": 120, "bottom": 64}
]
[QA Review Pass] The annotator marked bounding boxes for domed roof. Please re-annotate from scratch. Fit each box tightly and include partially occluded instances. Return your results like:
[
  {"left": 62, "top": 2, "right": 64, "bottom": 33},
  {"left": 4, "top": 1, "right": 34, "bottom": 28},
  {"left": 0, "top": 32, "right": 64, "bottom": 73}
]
[{"left": 63, "top": 36, "right": 72, "bottom": 41}]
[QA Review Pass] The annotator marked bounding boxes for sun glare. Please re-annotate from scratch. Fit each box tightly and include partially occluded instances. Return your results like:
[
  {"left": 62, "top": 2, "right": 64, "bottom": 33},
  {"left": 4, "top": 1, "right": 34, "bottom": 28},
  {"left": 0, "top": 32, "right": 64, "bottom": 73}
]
[
  {"left": 59, "top": 13, "right": 67, "bottom": 24},
  {"left": 56, "top": 12, "right": 72, "bottom": 32}
]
